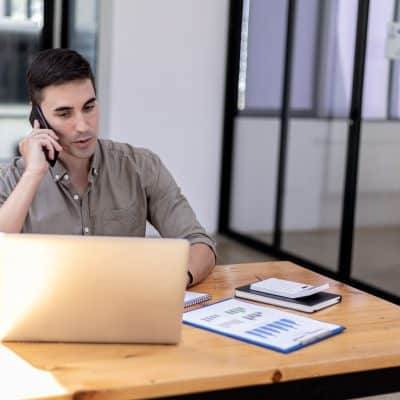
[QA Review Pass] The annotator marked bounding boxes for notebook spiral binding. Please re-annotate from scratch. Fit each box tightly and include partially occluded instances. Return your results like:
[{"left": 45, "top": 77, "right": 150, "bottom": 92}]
[{"left": 184, "top": 294, "right": 212, "bottom": 307}]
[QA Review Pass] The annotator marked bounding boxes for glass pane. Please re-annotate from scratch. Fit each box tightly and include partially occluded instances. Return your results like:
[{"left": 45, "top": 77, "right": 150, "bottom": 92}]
[
  {"left": 0, "top": 0, "right": 44, "bottom": 162},
  {"left": 317, "top": 0, "right": 358, "bottom": 117},
  {"left": 230, "top": 117, "right": 278, "bottom": 245},
  {"left": 389, "top": 60, "right": 400, "bottom": 118},
  {"left": 281, "top": 120, "right": 347, "bottom": 270},
  {"left": 290, "top": 0, "right": 319, "bottom": 112},
  {"left": 68, "top": 0, "right": 98, "bottom": 73},
  {"left": 362, "top": 0, "right": 394, "bottom": 119},
  {"left": 388, "top": 1, "right": 400, "bottom": 119},
  {"left": 244, "top": 0, "right": 320, "bottom": 113},
  {"left": 0, "top": 0, "right": 44, "bottom": 103},
  {"left": 352, "top": 123, "right": 400, "bottom": 296},
  {"left": 352, "top": 0, "right": 400, "bottom": 297},
  {"left": 244, "top": 0, "right": 287, "bottom": 110},
  {"left": 281, "top": 0, "right": 357, "bottom": 270}
]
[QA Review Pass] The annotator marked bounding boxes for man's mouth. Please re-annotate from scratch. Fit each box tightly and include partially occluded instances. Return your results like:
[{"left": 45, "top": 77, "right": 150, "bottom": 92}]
[
  {"left": 72, "top": 136, "right": 95, "bottom": 149},
  {"left": 73, "top": 137, "right": 92, "bottom": 144}
]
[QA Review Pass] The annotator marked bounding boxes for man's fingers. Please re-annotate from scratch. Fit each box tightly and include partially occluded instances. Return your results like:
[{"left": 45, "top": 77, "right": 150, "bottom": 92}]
[
  {"left": 29, "top": 123, "right": 59, "bottom": 143},
  {"left": 39, "top": 139, "right": 54, "bottom": 160},
  {"left": 42, "top": 129, "right": 59, "bottom": 141},
  {"left": 40, "top": 139, "right": 62, "bottom": 159},
  {"left": 34, "top": 134, "right": 63, "bottom": 152},
  {"left": 32, "top": 128, "right": 59, "bottom": 141}
]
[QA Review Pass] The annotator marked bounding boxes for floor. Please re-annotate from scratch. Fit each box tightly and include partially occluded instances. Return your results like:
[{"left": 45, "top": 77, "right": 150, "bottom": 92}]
[{"left": 214, "top": 233, "right": 400, "bottom": 400}]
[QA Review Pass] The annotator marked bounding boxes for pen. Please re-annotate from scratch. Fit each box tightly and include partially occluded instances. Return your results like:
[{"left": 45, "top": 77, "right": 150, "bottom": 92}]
[{"left": 298, "top": 331, "right": 329, "bottom": 345}]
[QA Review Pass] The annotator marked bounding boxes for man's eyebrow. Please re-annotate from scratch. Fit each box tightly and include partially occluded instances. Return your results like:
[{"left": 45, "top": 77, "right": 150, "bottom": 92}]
[
  {"left": 83, "top": 97, "right": 96, "bottom": 107},
  {"left": 53, "top": 105, "right": 72, "bottom": 113}
]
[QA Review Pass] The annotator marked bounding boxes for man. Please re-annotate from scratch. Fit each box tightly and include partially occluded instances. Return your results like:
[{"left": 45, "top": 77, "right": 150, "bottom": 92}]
[{"left": 0, "top": 48, "right": 216, "bottom": 286}]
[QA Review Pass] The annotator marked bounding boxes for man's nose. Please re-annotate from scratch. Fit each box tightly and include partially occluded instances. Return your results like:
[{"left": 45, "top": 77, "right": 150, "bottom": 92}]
[{"left": 75, "top": 113, "right": 89, "bottom": 132}]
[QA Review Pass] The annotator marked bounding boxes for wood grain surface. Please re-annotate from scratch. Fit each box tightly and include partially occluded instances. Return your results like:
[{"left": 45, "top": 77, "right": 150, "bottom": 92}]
[{"left": 2, "top": 261, "right": 399, "bottom": 399}]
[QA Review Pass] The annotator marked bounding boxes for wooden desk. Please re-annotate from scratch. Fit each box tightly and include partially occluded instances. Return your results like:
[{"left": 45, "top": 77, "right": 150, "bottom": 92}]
[{"left": 2, "top": 262, "right": 400, "bottom": 400}]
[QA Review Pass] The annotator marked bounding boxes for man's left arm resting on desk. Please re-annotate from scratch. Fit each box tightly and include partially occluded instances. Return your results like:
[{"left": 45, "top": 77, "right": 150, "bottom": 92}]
[
  {"left": 187, "top": 242, "right": 216, "bottom": 287},
  {"left": 143, "top": 149, "right": 216, "bottom": 286}
]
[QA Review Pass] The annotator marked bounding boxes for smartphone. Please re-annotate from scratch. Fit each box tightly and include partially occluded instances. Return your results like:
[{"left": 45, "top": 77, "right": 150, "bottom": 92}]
[{"left": 29, "top": 105, "right": 59, "bottom": 167}]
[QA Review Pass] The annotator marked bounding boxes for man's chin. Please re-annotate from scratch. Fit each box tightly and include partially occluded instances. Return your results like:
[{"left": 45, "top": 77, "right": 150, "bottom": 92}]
[{"left": 63, "top": 139, "right": 97, "bottom": 160}]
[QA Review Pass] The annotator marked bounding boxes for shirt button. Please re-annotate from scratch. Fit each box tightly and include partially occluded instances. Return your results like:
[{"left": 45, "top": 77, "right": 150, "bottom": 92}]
[
  {"left": 73, "top": 194, "right": 79, "bottom": 200},
  {"left": 64, "top": 174, "right": 69, "bottom": 180},
  {"left": 55, "top": 174, "right": 60, "bottom": 180},
  {"left": 84, "top": 227, "right": 90, "bottom": 233},
  {"left": 93, "top": 169, "right": 98, "bottom": 175}
]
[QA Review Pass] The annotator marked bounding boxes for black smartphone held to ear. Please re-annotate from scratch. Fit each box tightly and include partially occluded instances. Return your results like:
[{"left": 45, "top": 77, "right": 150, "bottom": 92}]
[{"left": 29, "top": 105, "right": 59, "bottom": 167}]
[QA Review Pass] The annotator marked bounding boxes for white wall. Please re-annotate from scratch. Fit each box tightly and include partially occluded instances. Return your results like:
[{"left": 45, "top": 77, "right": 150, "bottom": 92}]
[
  {"left": 97, "top": 0, "right": 229, "bottom": 233},
  {"left": 231, "top": 117, "right": 400, "bottom": 232},
  {"left": 0, "top": 117, "right": 30, "bottom": 160}
]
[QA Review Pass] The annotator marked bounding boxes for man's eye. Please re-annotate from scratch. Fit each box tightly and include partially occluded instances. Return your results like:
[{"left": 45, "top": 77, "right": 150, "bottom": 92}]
[
  {"left": 57, "top": 113, "right": 69, "bottom": 118},
  {"left": 84, "top": 105, "right": 95, "bottom": 112}
]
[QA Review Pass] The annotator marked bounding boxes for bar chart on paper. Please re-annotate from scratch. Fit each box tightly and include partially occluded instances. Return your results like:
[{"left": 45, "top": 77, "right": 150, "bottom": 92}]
[
  {"left": 183, "top": 299, "right": 345, "bottom": 353},
  {"left": 247, "top": 318, "right": 301, "bottom": 338}
]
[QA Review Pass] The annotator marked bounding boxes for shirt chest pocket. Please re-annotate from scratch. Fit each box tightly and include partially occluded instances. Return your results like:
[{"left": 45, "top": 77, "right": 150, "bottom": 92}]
[{"left": 97, "top": 205, "right": 145, "bottom": 237}]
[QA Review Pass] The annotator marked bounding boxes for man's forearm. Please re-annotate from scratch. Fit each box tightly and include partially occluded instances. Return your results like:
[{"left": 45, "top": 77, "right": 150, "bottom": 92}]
[
  {"left": 187, "top": 243, "right": 216, "bottom": 287},
  {"left": 0, "top": 171, "right": 44, "bottom": 233}
]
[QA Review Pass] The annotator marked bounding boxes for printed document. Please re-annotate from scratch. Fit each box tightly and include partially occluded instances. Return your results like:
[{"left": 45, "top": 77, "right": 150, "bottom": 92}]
[{"left": 183, "top": 298, "right": 344, "bottom": 353}]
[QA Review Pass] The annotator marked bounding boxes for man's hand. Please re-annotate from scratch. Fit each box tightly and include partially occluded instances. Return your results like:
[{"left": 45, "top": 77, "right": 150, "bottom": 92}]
[
  {"left": 19, "top": 120, "right": 63, "bottom": 176},
  {"left": 0, "top": 120, "right": 64, "bottom": 233},
  {"left": 187, "top": 243, "right": 216, "bottom": 286},
  {"left": 186, "top": 270, "right": 194, "bottom": 288}
]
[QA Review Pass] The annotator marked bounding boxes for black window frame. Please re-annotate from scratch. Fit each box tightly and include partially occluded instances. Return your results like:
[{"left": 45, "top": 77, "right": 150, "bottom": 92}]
[
  {"left": 219, "top": 0, "right": 400, "bottom": 306},
  {"left": 239, "top": 0, "right": 400, "bottom": 122}
]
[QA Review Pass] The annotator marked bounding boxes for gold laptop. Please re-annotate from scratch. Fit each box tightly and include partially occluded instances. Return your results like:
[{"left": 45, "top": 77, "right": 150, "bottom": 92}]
[{"left": 0, "top": 234, "right": 189, "bottom": 343}]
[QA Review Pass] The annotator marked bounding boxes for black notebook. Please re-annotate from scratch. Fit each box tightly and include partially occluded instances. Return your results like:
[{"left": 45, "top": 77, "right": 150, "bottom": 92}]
[{"left": 235, "top": 284, "right": 341, "bottom": 313}]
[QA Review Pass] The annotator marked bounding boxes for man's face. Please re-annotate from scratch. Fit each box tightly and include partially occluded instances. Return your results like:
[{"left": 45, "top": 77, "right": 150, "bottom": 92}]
[{"left": 40, "top": 79, "right": 99, "bottom": 161}]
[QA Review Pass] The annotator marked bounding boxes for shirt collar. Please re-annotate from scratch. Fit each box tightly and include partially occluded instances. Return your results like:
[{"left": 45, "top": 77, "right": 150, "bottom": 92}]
[
  {"left": 49, "top": 140, "right": 101, "bottom": 183},
  {"left": 49, "top": 159, "right": 68, "bottom": 182}
]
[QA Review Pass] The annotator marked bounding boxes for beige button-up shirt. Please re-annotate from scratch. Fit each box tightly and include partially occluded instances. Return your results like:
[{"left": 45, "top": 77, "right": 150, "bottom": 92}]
[{"left": 0, "top": 139, "right": 216, "bottom": 270}]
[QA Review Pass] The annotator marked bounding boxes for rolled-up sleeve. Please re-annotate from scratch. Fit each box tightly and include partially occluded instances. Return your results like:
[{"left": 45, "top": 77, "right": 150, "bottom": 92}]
[
  {"left": 0, "top": 160, "right": 21, "bottom": 207},
  {"left": 144, "top": 151, "right": 216, "bottom": 259}
]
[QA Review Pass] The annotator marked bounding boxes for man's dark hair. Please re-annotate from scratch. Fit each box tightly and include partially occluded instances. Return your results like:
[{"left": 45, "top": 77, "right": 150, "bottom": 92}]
[{"left": 26, "top": 48, "right": 96, "bottom": 104}]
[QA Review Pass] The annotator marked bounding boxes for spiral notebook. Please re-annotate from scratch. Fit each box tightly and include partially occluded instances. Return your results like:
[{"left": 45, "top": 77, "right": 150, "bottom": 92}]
[{"left": 184, "top": 291, "right": 212, "bottom": 307}]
